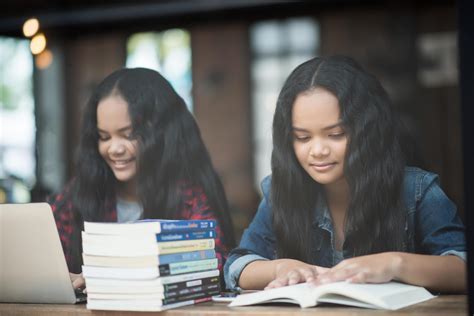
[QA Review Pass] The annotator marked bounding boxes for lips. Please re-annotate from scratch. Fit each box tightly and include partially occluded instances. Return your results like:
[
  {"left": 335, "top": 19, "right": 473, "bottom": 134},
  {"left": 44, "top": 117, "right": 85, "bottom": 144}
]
[
  {"left": 310, "top": 162, "right": 336, "bottom": 172},
  {"left": 110, "top": 158, "right": 135, "bottom": 169}
]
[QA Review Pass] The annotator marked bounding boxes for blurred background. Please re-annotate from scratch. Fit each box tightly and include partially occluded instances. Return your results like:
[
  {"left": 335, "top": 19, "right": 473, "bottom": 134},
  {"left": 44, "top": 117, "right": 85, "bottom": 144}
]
[{"left": 0, "top": 0, "right": 464, "bottom": 240}]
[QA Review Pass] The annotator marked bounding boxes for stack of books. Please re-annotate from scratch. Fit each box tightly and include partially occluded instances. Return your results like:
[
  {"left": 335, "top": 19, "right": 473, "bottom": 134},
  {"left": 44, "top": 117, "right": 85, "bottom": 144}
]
[{"left": 81, "top": 219, "right": 221, "bottom": 311}]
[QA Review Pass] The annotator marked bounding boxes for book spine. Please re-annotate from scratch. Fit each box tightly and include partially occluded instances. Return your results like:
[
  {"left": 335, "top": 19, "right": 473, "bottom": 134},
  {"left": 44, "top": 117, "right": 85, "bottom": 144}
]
[
  {"left": 164, "top": 279, "right": 220, "bottom": 298},
  {"left": 159, "top": 249, "right": 216, "bottom": 265},
  {"left": 157, "top": 239, "right": 215, "bottom": 255},
  {"left": 159, "top": 220, "right": 216, "bottom": 232},
  {"left": 159, "top": 258, "right": 218, "bottom": 276},
  {"left": 162, "top": 287, "right": 220, "bottom": 305},
  {"left": 156, "top": 230, "right": 216, "bottom": 242},
  {"left": 159, "top": 269, "right": 219, "bottom": 284}
]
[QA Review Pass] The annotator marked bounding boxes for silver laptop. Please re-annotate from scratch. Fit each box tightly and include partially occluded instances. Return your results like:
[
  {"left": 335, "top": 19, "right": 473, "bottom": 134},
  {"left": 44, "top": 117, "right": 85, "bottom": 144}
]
[{"left": 0, "top": 203, "right": 86, "bottom": 303}]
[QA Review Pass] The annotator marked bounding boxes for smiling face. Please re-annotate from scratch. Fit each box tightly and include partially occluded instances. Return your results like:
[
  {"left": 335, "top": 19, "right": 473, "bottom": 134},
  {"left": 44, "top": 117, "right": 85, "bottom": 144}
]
[
  {"left": 292, "top": 87, "right": 348, "bottom": 187},
  {"left": 97, "top": 94, "right": 138, "bottom": 184}
]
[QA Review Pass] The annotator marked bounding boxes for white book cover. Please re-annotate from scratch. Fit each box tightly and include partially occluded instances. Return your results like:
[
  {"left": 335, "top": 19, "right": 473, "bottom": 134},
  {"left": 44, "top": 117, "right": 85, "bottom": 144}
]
[
  {"left": 82, "top": 232, "right": 215, "bottom": 256},
  {"left": 82, "top": 254, "right": 160, "bottom": 268},
  {"left": 87, "top": 297, "right": 196, "bottom": 311},
  {"left": 84, "top": 221, "right": 166, "bottom": 235},
  {"left": 84, "top": 269, "right": 220, "bottom": 289},
  {"left": 87, "top": 292, "right": 165, "bottom": 300},
  {"left": 229, "top": 281, "right": 435, "bottom": 310},
  {"left": 82, "top": 265, "right": 160, "bottom": 279}
]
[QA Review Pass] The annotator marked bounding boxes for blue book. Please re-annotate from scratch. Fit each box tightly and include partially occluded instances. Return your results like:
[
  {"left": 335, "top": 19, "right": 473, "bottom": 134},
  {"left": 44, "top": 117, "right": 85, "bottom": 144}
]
[
  {"left": 82, "top": 249, "right": 217, "bottom": 268},
  {"left": 159, "top": 249, "right": 216, "bottom": 265},
  {"left": 84, "top": 219, "right": 216, "bottom": 235},
  {"left": 156, "top": 230, "right": 216, "bottom": 242}
]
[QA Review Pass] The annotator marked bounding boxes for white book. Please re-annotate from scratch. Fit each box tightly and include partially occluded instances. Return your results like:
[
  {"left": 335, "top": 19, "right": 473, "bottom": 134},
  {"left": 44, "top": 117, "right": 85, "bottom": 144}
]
[
  {"left": 82, "top": 265, "right": 160, "bottom": 280},
  {"left": 82, "top": 258, "right": 217, "bottom": 280},
  {"left": 86, "top": 275, "right": 217, "bottom": 294},
  {"left": 229, "top": 281, "right": 435, "bottom": 310},
  {"left": 85, "top": 269, "right": 220, "bottom": 293},
  {"left": 82, "top": 250, "right": 216, "bottom": 268},
  {"left": 84, "top": 219, "right": 216, "bottom": 236},
  {"left": 82, "top": 254, "right": 160, "bottom": 268},
  {"left": 82, "top": 232, "right": 215, "bottom": 256},
  {"left": 87, "top": 292, "right": 165, "bottom": 300},
  {"left": 87, "top": 297, "right": 197, "bottom": 311}
]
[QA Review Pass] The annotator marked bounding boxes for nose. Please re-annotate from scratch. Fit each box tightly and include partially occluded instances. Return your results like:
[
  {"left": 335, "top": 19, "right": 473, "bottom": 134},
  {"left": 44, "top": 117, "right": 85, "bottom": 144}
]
[
  {"left": 108, "top": 138, "right": 126, "bottom": 156},
  {"left": 309, "top": 138, "right": 330, "bottom": 158}
]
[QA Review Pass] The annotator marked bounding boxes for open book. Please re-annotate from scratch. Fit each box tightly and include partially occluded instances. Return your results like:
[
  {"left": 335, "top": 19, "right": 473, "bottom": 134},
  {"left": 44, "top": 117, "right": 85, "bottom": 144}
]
[{"left": 229, "top": 281, "right": 435, "bottom": 310}]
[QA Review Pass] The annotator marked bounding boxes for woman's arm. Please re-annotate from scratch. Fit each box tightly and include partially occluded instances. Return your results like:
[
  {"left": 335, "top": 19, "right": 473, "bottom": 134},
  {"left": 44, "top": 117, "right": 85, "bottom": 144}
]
[
  {"left": 314, "top": 252, "right": 467, "bottom": 293},
  {"left": 316, "top": 170, "right": 468, "bottom": 293},
  {"left": 395, "top": 253, "right": 466, "bottom": 292},
  {"left": 240, "top": 258, "right": 328, "bottom": 290}
]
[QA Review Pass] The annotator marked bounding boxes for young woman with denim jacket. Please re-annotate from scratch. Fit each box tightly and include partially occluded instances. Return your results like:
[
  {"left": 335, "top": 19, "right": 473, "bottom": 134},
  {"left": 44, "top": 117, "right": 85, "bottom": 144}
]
[{"left": 224, "top": 56, "right": 466, "bottom": 293}]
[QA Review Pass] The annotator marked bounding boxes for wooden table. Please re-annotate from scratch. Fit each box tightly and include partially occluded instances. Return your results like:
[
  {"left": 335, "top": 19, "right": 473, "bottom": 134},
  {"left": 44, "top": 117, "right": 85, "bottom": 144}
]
[{"left": 0, "top": 296, "right": 467, "bottom": 316}]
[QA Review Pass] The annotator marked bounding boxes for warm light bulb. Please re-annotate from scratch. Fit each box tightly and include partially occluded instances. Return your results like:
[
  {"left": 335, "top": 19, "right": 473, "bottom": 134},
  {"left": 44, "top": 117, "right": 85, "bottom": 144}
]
[
  {"left": 30, "top": 33, "right": 47, "bottom": 55},
  {"left": 23, "top": 18, "right": 39, "bottom": 37},
  {"left": 35, "top": 49, "right": 53, "bottom": 69}
]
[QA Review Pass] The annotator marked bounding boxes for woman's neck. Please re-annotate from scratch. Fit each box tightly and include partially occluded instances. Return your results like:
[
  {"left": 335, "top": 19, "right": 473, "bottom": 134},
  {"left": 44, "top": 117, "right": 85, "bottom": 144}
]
[
  {"left": 324, "top": 178, "right": 350, "bottom": 251},
  {"left": 116, "top": 180, "right": 138, "bottom": 202},
  {"left": 324, "top": 178, "right": 350, "bottom": 214}
]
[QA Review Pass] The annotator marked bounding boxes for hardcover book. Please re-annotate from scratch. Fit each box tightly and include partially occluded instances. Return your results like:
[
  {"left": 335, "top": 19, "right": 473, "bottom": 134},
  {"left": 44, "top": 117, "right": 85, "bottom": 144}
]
[
  {"left": 85, "top": 269, "right": 220, "bottom": 294},
  {"left": 82, "top": 249, "right": 216, "bottom": 268},
  {"left": 229, "top": 281, "right": 435, "bottom": 310},
  {"left": 82, "top": 258, "right": 218, "bottom": 278},
  {"left": 86, "top": 296, "right": 213, "bottom": 312},
  {"left": 82, "top": 232, "right": 215, "bottom": 256},
  {"left": 84, "top": 219, "right": 216, "bottom": 235}
]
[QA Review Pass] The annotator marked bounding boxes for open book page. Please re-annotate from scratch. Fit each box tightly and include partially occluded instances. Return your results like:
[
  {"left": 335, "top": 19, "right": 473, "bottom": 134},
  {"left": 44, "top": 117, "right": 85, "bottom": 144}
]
[
  {"left": 229, "top": 281, "right": 435, "bottom": 310},
  {"left": 229, "top": 283, "right": 314, "bottom": 307},
  {"left": 312, "top": 281, "right": 435, "bottom": 310}
]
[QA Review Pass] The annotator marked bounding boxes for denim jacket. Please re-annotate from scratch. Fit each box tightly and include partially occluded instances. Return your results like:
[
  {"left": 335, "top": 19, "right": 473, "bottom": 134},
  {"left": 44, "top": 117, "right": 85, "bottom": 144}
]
[{"left": 224, "top": 167, "right": 466, "bottom": 290}]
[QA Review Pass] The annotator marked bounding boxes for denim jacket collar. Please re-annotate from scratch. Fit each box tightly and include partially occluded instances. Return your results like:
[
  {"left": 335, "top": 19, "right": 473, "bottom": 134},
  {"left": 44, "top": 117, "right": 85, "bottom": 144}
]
[{"left": 312, "top": 193, "right": 333, "bottom": 232}]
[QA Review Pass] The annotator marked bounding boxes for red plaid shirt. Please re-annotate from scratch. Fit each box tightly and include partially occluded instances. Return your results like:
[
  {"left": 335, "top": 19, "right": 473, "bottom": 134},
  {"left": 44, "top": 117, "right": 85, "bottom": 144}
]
[{"left": 48, "top": 184, "right": 229, "bottom": 274}]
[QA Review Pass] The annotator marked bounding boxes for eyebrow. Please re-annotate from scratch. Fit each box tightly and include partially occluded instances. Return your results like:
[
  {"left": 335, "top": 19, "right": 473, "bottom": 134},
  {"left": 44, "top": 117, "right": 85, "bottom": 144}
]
[
  {"left": 97, "top": 125, "right": 133, "bottom": 133},
  {"left": 292, "top": 121, "right": 343, "bottom": 132}
]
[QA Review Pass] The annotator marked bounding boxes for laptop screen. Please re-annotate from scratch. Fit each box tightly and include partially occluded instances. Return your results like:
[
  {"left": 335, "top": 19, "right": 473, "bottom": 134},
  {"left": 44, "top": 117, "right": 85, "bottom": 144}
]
[{"left": 0, "top": 203, "right": 79, "bottom": 304}]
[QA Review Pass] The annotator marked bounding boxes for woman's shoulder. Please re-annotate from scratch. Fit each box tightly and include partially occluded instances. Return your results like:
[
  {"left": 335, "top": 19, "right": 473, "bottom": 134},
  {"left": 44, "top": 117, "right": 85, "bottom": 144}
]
[
  {"left": 402, "top": 166, "right": 442, "bottom": 209},
  {"left": 260, "top": 175, "right": 272, "bottom": 197},
  {"left": 47, "top": 181, "right": 75, "bottom": 212},
  {"left": 403, "top": 166, "right": 440, "bottom": 190},
  {"left": 177, "top": 181, "right": 212, "bottom": 216},
  {"left": 179, "top": 180, "right": 207, "bottom": 200}
]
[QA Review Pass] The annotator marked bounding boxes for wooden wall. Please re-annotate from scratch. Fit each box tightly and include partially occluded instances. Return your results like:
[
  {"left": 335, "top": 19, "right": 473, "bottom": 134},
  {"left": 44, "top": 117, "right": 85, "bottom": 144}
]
[{"left": 54, "top": 2, "right": 463, "bottom": 241}]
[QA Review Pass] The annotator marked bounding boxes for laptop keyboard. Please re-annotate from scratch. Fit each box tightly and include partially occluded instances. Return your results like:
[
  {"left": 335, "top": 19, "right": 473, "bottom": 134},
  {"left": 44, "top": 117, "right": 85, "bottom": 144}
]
[{"left": 74, "top": 288, "right": 87, "bottom": 303}]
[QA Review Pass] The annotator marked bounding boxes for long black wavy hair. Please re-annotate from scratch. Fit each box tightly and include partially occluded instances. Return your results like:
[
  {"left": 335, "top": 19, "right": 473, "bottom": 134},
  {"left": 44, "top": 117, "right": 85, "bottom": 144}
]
[
  {"left": 271, "top": 56, "right": 406, "bottom": 262},
  {"left": 66, "top": 68, "right": 235, "bottom": 272}
]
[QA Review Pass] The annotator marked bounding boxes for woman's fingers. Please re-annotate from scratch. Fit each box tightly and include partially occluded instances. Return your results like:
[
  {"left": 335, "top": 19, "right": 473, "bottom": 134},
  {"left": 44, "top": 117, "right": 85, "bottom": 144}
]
[
  {"left": 265, "top": 277, "right": 289, "bottom": 289},
  {"left": 70, "top": 272, "right": 86, "bottom": 290},
  {"left": 347, "top": 271, "right": 369, "bottom": 283},
  {"left": 266, "top": 265, "right": 323, "bottom": 289},
  {"left": 314, "top": 253, "right": 400, "bottom": 285}
]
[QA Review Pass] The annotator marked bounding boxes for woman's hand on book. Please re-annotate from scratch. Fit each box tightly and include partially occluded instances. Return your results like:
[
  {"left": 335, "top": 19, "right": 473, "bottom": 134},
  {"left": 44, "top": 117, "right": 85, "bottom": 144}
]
[
  {"left": 313, "top": 252, "right": 403, "bottom": 285},
  {"left": 265, "top": 259, "right": 329, "bottom": 289},
  {"left": 69, "top": 272, "right": 86, "bottom": 292}
]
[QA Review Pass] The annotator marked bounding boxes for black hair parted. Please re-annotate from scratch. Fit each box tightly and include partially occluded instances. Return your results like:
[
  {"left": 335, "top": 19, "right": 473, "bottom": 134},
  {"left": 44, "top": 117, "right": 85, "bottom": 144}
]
[
  {"left": 68, "top": 68, "right": 235, "bottom": 272},
  {"left": 271, "top": 56, "right": 406, "bottom": 262}
]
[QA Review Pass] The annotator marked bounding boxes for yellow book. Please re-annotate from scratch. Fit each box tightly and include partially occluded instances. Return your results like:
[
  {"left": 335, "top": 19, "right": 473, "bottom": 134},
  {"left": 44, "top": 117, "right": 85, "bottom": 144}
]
[{"left": 158, "top": 239, "right": 215, "bottom": 254}]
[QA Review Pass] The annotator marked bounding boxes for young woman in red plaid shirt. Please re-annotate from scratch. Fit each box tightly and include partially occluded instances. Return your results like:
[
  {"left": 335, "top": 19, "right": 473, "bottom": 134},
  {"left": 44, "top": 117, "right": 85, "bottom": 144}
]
[{"left": 48, "top": 68, "right": 235, "bottom": 290}]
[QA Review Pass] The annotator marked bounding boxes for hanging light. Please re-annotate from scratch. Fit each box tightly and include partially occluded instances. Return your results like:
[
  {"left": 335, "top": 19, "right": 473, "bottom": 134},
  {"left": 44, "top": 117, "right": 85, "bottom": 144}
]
[
  {"left": 23, "top": 18, "right": 39, "bottom": 38},
  {"left": 30, "top": 33, "right": 47, "bottom": 55},
  {"left": 35, "top": 49, "right": 53, "bottom": 69}
]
